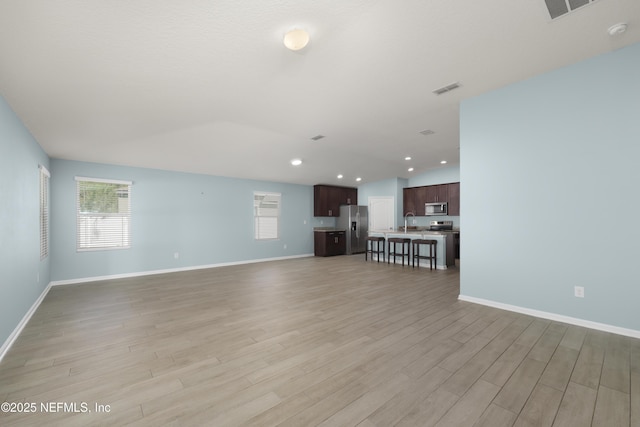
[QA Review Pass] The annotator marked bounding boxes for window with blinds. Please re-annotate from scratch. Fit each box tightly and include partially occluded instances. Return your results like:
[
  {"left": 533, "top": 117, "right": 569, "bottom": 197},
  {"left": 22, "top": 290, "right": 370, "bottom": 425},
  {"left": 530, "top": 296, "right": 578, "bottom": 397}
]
[
  {"left": 76, "top": 177, "right": 132, "bottom": 251},
  {"left": 39, "top": 165, "right": 50, "bottom": 260},
  {"left": 254, "top": 192, "right": 281, "bottom": 240}
]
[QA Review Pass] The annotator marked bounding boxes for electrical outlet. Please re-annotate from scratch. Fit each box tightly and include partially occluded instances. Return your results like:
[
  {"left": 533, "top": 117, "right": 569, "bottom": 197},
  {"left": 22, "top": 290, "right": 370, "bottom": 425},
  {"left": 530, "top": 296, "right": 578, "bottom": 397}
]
[
  {"left": 174, "top": 252, "right": 179, "bottom": 259},
  {"left": 574, "top": 286, "right": 584, "bottom": 298}
]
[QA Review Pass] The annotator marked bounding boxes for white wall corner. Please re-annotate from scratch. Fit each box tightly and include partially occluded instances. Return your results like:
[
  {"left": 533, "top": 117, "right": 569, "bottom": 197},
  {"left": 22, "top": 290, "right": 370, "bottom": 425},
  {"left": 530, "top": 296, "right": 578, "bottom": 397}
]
[{"left": 0, "top": 283, "right": 52, "bottom": 364}]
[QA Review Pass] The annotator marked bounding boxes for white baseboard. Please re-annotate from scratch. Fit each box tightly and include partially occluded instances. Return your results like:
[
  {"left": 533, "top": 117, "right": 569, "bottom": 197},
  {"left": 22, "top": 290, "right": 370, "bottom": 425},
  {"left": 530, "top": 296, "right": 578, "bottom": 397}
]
[
  {"left": 458, "top": 294, "right": 640, "bottom": 339},
  {"left": 0, "top": 283, "right": 52, "bottom": 364},
  {"left": 50, "top": 253, "right": 315, "bottom": 286}
]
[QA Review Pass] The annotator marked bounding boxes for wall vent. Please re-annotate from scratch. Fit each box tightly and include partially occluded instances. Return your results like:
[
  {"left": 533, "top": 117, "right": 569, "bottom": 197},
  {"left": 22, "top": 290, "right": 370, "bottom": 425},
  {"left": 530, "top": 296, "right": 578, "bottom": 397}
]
[
  {"left": 545, "top": 0, "right": 598, "bottom": 20},
  {"left": 310, "top": 134, "right": 325, "bottom": 141},
  {"left": 432, "top": 82, "right": 461, "bottom": 95},
  {"left": 419, "top": 129, "right": 435, "bottom": 136}
]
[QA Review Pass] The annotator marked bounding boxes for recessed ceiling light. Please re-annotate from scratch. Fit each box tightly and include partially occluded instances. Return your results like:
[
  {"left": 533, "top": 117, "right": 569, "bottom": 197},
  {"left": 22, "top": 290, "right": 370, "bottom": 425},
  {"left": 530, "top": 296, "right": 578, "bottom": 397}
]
[
  {"left": 440, "top": 160, "right": 447, "bottom": 164},
  {"left": 405, "top": 156, "right": 412, "bottom": 161},
  {"left": 290, "top": 159, "right": 302, "bottom": 166},
  {"left": 408, "top": 168, "right": 414, "bottom": 172},
  {"left": 283, "top": 29, "right": 310, "bottom": 51},
  {"left": 337, "top": 174, "right": 343, "bottom": 179},
  {"left": 356, "top": 177, "right": 362, "bottom": 182}
]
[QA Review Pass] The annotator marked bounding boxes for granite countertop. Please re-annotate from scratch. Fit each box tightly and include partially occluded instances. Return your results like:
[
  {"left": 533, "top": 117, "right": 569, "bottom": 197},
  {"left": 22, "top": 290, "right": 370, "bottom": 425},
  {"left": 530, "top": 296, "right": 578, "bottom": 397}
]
[
  {"left": 313, "top": 227, "right": 347, "bottom": 232},
  {"left": 369, "top": 228, "right": 458, "bottom": 236}
]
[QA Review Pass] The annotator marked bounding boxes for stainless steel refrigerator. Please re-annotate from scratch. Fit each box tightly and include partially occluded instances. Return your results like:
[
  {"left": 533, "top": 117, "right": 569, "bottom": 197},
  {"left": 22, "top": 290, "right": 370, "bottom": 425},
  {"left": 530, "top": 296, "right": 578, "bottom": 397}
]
[{"left": 337, "top": 205, "right": 368, "bottom": 255}]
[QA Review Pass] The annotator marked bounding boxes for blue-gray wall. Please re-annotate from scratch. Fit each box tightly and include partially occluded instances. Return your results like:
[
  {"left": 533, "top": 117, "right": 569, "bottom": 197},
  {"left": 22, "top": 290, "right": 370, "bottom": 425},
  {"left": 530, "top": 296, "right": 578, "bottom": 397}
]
[
  {"left": 0, "top": 96, "right": 50, "bottom": 347},
  {"left": 358, "top": 177, "right": 408, "bottom": 228},
  {"left": 460, "top": 42, "right": 640, "bottom": 331},
  {"left": 408, "top": 166, "right": 459, "bottom": 187},
  {"left": 51, "top": 159, "right": 319, "bottom": 282}
]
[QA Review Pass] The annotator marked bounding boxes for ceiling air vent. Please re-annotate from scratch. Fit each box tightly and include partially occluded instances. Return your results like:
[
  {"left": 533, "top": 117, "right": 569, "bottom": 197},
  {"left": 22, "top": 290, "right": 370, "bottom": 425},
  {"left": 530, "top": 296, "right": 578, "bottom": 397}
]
[
  {"left": 419, "top": 129, "right": 435, "bottom": 136},
  {"left": 310, "top": 134, "right": 325, "bottom": 141},
  {"left": 432, "top": 82, "right": 460, "bottom": 96},
  {"left": 544, "top": 0, "right": 598, "bottom": 20}
]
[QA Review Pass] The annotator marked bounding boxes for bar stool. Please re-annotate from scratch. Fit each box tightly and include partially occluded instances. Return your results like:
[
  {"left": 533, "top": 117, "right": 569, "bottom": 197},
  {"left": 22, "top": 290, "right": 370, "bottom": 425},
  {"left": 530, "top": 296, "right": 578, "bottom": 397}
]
[
  {"left": 388, "top": 237, "right": 411, "bottom": 266},
  {"left": 365, "top": 236, "right": 385, "bottom": 262},
  {"left": 412, "top": 239, "right": 437, "bottom": 270}
]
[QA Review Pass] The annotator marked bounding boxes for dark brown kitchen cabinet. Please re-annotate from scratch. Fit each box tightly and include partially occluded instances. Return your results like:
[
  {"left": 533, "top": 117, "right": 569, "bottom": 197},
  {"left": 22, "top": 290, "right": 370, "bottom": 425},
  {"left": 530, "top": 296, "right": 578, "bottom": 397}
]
[
  {"left": 314, "top": 231, "right": 346, "bottom": 256},
  {"left": 343, "top": 187, "right": 357, "bottom": 206},
  {"left": 425, "top": 184, "right": 448, "bottom": 203},
  {"left": 402, "top": 182, "right": 460, "bottom": 216},
  {"left": 447, "top": 182, "right": 460, "bottom": 216},
  {"left": 403, "top": 188, "right": 418, "bottom": 216},
  {"left": 313, "top": 185, "right": 357, "bottom": 217}
]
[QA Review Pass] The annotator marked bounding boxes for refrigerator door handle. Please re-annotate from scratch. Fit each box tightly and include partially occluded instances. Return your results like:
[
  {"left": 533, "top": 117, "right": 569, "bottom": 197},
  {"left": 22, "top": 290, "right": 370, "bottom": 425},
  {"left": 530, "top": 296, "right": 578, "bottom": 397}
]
[{"left": 355, "top": 212, "right": 360, "bottom": 239}]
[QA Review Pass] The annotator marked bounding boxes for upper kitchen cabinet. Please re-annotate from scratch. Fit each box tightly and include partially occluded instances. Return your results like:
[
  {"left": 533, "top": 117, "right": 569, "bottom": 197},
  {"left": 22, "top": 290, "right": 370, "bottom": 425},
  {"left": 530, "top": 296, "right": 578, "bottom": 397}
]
[
  {"left": 403, "top": 188, "right": 418, "bottom": 216},
  {"left": 425, "top": 184, "right": 448, "bottom": 203},
  {"left": 314, "top": 185, "right": 358, "bottom": 217},
  {"left": 403, "top": 182, "right": 460, "bottom": 216},
  {"left": 447, "top": 182, "right": 460, "bottom": 216}
]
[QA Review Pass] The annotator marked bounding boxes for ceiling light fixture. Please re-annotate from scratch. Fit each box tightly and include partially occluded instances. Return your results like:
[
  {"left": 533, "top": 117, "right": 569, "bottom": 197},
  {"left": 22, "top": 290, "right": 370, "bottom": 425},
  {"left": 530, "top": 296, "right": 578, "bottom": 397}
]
[
  {"left": 337, "top": 174, "right": 343, "bottom": 179},
  {"left": 290, "top": 159, "right": 302, "bottom": 166},
  {"left": 408, "top": 168, "right": 414, "bottom": 172},
  {"left": 284, "top": 29, "right": 310, "bottom": 51},
  {"left": 405, "top": 156, "right": 412, "bottom": 161},
  {"left": 440, "top": 160, "right": 447, "bottom": 164},
  {"left": 608, "top": 23, "right": 628, "bottom": 36},
  {"left": 355, "top": 177, "right": 362, "bottom": 182}
]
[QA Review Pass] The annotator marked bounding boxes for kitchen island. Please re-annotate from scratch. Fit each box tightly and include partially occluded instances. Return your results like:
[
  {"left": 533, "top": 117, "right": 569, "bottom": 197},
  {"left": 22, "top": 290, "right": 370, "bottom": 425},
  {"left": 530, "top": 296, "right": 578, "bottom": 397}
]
[{"left": 368, "top": 229, "right": 457, "bottom": 269}]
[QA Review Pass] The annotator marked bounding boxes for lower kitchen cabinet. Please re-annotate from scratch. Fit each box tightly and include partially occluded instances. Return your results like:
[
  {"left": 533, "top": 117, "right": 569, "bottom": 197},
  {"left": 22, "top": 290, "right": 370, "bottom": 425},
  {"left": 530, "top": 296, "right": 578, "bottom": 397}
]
[{"left": 314, "top": 231, "right": 346, "bottom": 257}]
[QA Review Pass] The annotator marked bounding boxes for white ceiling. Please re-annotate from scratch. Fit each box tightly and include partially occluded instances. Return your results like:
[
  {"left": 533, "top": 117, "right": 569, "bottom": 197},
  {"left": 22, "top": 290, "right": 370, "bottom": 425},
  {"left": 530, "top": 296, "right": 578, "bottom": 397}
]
[{"left": 1, "top": 0, "right": 639, "bottom": 186}]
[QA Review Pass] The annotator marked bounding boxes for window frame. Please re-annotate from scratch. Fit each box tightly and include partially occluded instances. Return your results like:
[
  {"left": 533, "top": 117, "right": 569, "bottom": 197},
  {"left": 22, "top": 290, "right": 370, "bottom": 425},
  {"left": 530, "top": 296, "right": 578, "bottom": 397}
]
[
  {"left": 253, "top": 191, "right": 281, "bottom": 241},
  {"left": 75, "top": 176, "right": 133, "bottom": 252},
  {"left": 39, "top": 165, "right": 50, "bottom": 260}
]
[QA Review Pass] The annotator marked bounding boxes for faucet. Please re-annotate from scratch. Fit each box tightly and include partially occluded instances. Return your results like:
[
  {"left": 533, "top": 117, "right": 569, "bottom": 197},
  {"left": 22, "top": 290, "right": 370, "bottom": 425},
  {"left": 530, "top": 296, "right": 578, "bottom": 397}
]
[{"left": 404, "top": 212, "right": 415, "bottom": 233}]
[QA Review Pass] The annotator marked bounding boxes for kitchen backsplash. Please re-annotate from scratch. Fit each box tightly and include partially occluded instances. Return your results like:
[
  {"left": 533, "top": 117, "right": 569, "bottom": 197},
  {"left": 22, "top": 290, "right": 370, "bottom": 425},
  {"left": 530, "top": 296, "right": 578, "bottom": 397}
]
[{"left": 404, "top": 215, "right": 460, "bottom": 229}]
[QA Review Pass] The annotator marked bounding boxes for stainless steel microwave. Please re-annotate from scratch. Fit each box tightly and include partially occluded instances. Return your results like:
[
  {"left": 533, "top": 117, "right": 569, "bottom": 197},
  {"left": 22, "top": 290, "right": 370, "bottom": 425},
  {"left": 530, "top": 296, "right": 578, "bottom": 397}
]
[{"left": 425, "top": 202, "right": 447, "bottom": 216}]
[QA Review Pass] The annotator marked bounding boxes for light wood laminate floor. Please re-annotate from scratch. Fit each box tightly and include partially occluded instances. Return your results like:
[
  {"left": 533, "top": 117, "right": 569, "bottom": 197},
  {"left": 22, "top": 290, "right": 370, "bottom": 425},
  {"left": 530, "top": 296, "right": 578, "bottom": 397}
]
[{"left": 1, "top": 256, "right": 638, "bottom": 426}]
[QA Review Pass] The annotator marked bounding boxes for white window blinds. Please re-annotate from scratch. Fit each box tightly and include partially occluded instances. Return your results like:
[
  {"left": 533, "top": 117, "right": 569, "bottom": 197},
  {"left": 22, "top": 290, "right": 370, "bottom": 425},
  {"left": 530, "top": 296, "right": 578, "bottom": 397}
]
[
  {"left": 254, "top": 192, "right": 281, "bottom": 240},
  {"left": 76, "top": 177, "right": 132, "bottom": 251},
  {"left": 39, "top": 165, "right": 50, "bottom": 260}
]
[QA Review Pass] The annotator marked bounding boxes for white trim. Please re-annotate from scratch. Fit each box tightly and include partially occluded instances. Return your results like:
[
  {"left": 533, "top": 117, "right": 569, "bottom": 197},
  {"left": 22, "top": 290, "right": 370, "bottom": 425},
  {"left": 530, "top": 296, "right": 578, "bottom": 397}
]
[
  {"left": 0, "top": 283, "right": 52, "bottom": 364},
  {"left": 74, "top": 176, "right": 132, "bottom": 185},
  {"left": 50, "top": 254, "right": 314, "bottom": 286},
  {"left": 38, "top": 164, "right": 50, "bottom": 178},
  {"left": 458, "top": 294, "right": 640, "bottom": 340}
]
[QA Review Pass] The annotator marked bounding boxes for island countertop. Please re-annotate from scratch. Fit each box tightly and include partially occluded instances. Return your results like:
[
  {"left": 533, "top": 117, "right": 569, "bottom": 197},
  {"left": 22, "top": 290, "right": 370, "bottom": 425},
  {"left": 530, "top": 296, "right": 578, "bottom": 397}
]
[
  {"left": 368, "top": 229, "right": 456, "bottom": 268},
  {"left": 368, "top": 229, "right": 457, "bottom": 237}
]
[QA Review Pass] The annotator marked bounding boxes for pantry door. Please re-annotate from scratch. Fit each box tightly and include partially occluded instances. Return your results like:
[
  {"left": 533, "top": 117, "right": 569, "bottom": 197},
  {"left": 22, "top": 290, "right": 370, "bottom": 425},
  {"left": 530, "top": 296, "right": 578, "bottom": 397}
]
[{"left": 368, "top": 196, "right": 394, "bottom": 231}]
